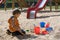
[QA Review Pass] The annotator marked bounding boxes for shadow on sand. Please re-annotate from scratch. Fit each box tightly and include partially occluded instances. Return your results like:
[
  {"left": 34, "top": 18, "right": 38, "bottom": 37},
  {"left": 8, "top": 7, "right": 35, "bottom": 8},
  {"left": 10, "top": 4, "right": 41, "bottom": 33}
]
[
  {"left": 15, "top": 34, "right": 38, "bottom": 40},
  {"left": 36, "top": 14, "right": 60, "bottom": 19},
  {"left": 28, "top": 14, "right": 60, "bottom": 19}
]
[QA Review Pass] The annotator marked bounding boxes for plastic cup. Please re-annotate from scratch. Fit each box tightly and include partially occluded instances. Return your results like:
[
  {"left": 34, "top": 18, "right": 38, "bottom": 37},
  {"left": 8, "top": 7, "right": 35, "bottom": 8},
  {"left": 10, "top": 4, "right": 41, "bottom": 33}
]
[
  {"left": 40, "top": 22, "right": 45, "bottom": 28},
  {"left": 46, "top": 27, "right": 53, "bottom": 32}
]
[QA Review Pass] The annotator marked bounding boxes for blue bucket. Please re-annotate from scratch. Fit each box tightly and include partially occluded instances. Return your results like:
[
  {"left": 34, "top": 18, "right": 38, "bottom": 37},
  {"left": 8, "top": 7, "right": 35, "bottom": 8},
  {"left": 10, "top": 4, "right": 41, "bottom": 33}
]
[
  {"left": 46, "top": 27, "right": 53, "bottom": 31},
  {"left": 40, "top": 22, "right": 45, "bottom": 28}
]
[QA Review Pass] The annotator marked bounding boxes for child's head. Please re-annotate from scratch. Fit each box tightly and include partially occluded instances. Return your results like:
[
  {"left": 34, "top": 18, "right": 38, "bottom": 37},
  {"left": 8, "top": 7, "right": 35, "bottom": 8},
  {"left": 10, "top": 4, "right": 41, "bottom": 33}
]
[{"left": 13, "top": 9, "right": 21, "bottom": 18}]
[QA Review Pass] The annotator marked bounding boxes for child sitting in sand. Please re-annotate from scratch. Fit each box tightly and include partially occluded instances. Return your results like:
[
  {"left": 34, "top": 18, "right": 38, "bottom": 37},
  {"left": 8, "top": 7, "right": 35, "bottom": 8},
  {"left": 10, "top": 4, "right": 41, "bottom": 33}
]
[{"left": 7, "top": 9, "right": 25, "bottom": 36}]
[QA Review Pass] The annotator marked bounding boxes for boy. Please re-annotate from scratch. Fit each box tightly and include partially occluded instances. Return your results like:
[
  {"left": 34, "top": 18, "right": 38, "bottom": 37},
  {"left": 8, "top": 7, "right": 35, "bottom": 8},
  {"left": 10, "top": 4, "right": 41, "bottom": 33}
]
[{"left": 7, "top": 9, "right": 25, "bottom": 36}]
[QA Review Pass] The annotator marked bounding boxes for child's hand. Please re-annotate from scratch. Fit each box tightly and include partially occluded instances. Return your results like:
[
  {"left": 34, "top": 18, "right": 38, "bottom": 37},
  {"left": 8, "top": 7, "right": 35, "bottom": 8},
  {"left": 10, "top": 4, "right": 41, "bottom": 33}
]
[{"left": 18, "top": 29, "right": 25, "bottom": 36}]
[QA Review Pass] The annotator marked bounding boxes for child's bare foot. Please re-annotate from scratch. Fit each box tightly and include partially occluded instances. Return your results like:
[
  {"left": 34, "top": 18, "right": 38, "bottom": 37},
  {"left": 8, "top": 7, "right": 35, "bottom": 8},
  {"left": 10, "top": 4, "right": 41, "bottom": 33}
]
[
  {"left": 6, "top": 30, "right": 11, "bottom": 35},
  {"left": 6, "top": 32, "right": 11, "bottom": 35}
]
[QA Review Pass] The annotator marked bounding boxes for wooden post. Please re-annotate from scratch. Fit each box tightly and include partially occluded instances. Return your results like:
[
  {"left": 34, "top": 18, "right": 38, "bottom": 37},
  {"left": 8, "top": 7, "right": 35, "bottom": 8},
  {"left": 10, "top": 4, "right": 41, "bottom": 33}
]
[
  {"left": 4, "top": 0, "right": 6, "bottom": 11},
  {"left": 31, "top": 0, "right": 34, "bottom": 7},
  {"left": 28, "top": 0, "right": 30, "bottom": 6},
  {"left": 12, "top": 0, "right": 15, "bottom": 9},
  {"left": 55, "top": 0, "right": 58, "bottom": 10},
  {"left": 50, "top": 0, "right": 52, "bottom": 11},
  {"left": 17, "top": 0, "right": 22, "bottom": 10},
  {"left": 44, "top": 6, "right": 46, "bottom": 10}
]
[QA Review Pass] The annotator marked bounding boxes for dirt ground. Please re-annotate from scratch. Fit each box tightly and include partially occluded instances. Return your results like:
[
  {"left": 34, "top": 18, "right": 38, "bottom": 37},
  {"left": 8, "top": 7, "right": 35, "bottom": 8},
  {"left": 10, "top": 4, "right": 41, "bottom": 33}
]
[{"left": 0, "top": 10, "right": 60, "bottom": 40}]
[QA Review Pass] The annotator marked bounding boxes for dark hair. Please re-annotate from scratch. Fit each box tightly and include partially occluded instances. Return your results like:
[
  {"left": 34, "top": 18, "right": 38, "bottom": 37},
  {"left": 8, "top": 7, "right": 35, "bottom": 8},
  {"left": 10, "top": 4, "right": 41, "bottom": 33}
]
[{"left": 13, "top": 9, "right": 21, "bottom": 15}]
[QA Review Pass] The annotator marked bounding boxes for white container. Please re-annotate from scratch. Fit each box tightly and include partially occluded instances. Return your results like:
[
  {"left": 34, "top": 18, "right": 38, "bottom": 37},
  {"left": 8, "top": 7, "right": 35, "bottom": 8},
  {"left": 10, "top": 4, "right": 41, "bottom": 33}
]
[{"left": 30, "top": 11, "right": 36, "bottom": 19}]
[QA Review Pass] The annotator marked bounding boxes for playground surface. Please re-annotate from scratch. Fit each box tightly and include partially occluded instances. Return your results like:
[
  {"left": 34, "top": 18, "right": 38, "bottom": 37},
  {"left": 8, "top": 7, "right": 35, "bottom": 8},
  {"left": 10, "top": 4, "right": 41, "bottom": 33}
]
[{"left": 0, "top": 10, "right": 60, "bottom": 40}]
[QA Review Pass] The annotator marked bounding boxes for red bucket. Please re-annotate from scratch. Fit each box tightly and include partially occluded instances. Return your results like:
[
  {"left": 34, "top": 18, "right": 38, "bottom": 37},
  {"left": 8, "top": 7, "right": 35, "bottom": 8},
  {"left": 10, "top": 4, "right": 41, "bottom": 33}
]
[
  {"left": 34, "top": 26, "right": 40, "bottom": 35},
  {"left": 42, "top": 30, "right": 48, "bottom": 35}
]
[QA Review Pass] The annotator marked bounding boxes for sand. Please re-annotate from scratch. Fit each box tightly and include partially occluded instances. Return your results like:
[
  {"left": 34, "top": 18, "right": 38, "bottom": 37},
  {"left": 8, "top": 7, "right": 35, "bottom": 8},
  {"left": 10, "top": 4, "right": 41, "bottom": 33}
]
[{"left": 0, "top": 10, "right": 60, "bottom": 40}]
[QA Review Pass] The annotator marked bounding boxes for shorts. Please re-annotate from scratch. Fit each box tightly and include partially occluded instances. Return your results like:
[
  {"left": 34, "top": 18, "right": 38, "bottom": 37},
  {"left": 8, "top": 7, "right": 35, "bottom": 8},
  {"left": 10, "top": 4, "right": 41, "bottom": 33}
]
[{"left": 7, "top": 29, "right": 26, "bottom": 36}]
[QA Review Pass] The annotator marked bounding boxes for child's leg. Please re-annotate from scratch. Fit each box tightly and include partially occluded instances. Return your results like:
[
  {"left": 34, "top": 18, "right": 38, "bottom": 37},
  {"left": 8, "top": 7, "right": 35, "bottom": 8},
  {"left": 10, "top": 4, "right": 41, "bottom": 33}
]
[
  {"left": 12, "top": 31, "right": 23, "bottom": 36},
  {"left": 11, "top": 29, "right": 26, "bottom": 36}
]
